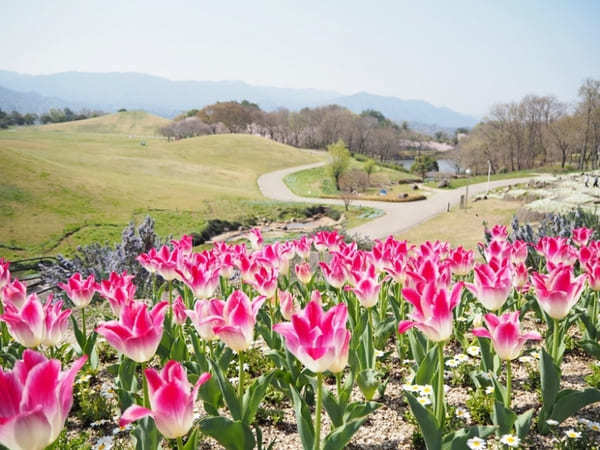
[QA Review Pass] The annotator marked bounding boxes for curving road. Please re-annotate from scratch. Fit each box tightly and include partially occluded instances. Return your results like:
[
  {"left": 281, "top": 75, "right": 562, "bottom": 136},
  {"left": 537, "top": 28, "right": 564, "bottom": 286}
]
[{"left": 257, "top": 162, "right": 537, "bottom": 239}]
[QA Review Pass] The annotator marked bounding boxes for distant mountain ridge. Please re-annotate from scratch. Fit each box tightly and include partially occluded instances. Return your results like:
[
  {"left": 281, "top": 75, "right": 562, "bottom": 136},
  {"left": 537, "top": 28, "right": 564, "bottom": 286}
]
[{"left": 0, "top": 70, "right": 478, "bottom": 128}]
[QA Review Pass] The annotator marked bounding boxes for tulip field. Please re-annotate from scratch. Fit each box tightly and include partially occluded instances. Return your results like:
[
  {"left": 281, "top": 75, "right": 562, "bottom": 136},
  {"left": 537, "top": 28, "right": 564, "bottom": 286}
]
[{"left": 2, "top": 225, "right": 600, "bottom": 450}]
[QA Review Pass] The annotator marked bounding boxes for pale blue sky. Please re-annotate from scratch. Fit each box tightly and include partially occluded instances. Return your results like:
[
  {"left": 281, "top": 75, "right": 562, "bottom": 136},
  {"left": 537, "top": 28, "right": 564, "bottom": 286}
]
[{"left": 1, "top": 0, "right": 599, "bottom": 115}]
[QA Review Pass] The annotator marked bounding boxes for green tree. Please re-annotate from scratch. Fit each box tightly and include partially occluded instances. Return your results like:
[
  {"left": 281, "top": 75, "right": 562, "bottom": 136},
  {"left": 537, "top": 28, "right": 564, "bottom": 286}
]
[
  {"left": 410, "top": 155, "right": 439, "bottom": 179},
  {"left": 364, "top": 159, "right": 376, "bottom": 184},
  {"left": 328, "top": 139, "right": 351, "bottom": 190}
]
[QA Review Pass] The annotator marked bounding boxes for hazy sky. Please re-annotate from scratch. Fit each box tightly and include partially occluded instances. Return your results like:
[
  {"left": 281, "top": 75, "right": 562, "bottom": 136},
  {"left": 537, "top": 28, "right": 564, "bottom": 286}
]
[{"left": 1, "top": 0, "right": 599, "bottom": 115}]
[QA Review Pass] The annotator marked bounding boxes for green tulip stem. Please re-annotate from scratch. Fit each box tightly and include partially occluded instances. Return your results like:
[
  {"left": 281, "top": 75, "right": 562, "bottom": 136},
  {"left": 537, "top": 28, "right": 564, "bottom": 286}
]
[
  {"left": 505, "top": 359, "right": 512, "bottom": 409},
  {"left": 336, "top": 372, "right": 342, "bottom": 401},
  {"left": 177, "top": 437, "right": 184, "bottom": 450},
  {"left": 436, "top": 342, "right": 445, "bottom": 427},
  {"left": 238, "top": 351, "right": 244, "bottom": 399},
  {"left": 81, "top": 307, "right": 87, "bottom": 343},
  {"left": 142, "top": 361, "right": 150, "bottom": 409},
  {"left": 552, "top": 318, "right": 560, "bottom": 363},
  {"left": 314, "top": 372, "right": 323, "bottom": 450}
]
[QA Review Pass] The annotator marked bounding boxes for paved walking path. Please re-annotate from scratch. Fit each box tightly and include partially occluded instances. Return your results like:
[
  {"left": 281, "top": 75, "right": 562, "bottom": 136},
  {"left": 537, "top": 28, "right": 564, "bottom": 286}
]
[{"left": 257, "top": 162, "right": 536, "bottom": 239}]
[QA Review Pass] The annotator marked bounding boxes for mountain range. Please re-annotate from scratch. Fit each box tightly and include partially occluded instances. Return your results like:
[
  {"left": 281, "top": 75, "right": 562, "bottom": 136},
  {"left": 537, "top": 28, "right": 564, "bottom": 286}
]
[{"left": 0, "top": 70, "right": 478, "bottom": 129}]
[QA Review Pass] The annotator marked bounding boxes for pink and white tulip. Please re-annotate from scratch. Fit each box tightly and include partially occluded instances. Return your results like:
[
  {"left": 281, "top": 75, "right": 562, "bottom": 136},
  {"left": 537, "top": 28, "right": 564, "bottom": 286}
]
[
  {"left": 535, "top": 237, "right": 578, "bottom": 268},
  {"left": 185, "top": 298, "right": 225, "bottom": 341},
  {"left": 531, "top": 265, "right": 586, "bottom": 320},
  {"left": 351, "top": 264, "right": 381, "bottom": 308},
  {"left": 488, "top": 225, "right": 508, "bottom": 241},
  {"left": 171, "top": 235, "right": 193, "bottom": 256},
  {"left": 96, "top": 300, "right": 168, "bottom": 362},
  {"left": 279, "top": 290, "right": 300, "bottom": 320},
  {"left": 172, "top": 296, "right": 187, "bottom": 325},
  {"left": 447, "top": 246, "right": 474, "bottom": 276},
  {"left": 398, "top": 281, "right": 463, "bottom": 342},
  {"left": 319, "top": 257, "right": 347, "bottom": 289},
  {"left": 294, "top": 236, "right": 313, "bottom": 260},
  {"left": 585, "top": 259, "right": 600, "bottom": 291},
  {"left": 472, "top": 312, "right": 542, "bottom": 360},
  {"left": 511, "top": 240, "right": 529, "bottom": 265},
  {"left": 0, "top": 258, "right": 10, "bottom": 289},
  {"left": 572, "top": 227, "right": 593, "bottom": 247},
  {"left": 295, "top": 262, "right": 313, "bottom": 284},
  {"left": 58, "top": 273, "right": 97, "bottom": 308},
  {"left": 120, "top": 361, "right": 210, "bottom": 439},
  {"left": 273, "top": 299, "right": 350, "bottom": 373},
  {"left": 465, "top": 260, "right": 512, "bottom": 311},
  {"left": 202, "top": 291, "right": 265, "bottom": 352},
  {"left": 177, "top": 261, "right": 220, "bottom": 299},
  {"left": 0, "top": 294, "right": 71, "bottom": 348},
  {"left": 1, "top": 279, "right": 27, "bottom": 310},
  {"left": 98, "top": 271, "right": 136, "bottom": 316},
  {"left": 248, "top": 227, "right": 263, "bottom": 249},
  {"left": 0, "top": 350, "right": 86, "bottom": 450},
  {"left": 251, "top": 265, "right": 279, "bottom": 299}
]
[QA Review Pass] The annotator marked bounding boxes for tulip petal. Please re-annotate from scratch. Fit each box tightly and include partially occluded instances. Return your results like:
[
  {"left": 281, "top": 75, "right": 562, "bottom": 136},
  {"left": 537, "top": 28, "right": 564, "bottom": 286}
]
[{"left": 120, "top": 405, "right": 153, "bottom": 427}]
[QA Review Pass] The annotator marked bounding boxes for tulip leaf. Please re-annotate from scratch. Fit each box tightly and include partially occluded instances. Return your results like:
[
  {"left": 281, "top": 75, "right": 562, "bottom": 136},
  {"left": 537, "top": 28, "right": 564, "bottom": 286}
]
[
  {"left": 357, "top": 369, "right": 378, "bottom": 401},
  {"left": 170, "top": 335, "right": 187, "bottom": 361},
  {"left": 198, "top": 416, "right": 255, "bottom": 450},
  {"left": 491, "top": 375, "right": 507, "bottom": 406},
  {"left": 70, "top": 315, "right": 86, "bottom": 352},
  {"left": 343, "top": 401, "right": 381, "bottom": 423},
  {"left": 477, "top": 337, "right": 495, "bottom": 374},
  {"left": 581, "top": 340, "right": 600, "bottom": 359},
  {"left": 515, "top": 408, "right": 534, "bottom": 439},
  {"left": 210, "top": 359, "right": 242, "bottom": 421},
  {"left": 549, "top": 388, "right": 600, "bottom": 423},
  {"left": 491, "top": 401, "right": 516, "bottom": 435},
  {"left": 441, "top": 426, "right": 496, "bottom": 450},
  {"left": 290, "top": 385, "right": 315, "bottom": 450},
  {"left": 323, "top": 416, "right": 371, "bottom": 450},
  {"left": 405, "top": 391, "right": 442, "bottom": 450},
  {"left": 242, "top": 371, "right": 276, "bottom": 424},
  {"left": 408, "top": 329, "right": 427, "bottom": 366},
  {"left": 538, "top": 348, "right": 560, "bottom": 431},
  {"left": 183, "top": 428, "right": 199, "bottom": 450},
  {"left": 415, "top": 345, "right": 438, "bottom": 385},
  {"left": 320, "top": 384, "right": 345, "bottom": 428},
  {"left": 132, "top": 416, "right": 160, "bottom": 450}
]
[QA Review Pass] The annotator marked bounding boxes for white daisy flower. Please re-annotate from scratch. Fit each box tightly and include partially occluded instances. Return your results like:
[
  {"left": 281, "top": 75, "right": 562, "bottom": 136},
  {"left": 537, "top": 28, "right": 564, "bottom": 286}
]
[
  {"left": 402, "top": 383, "right": 421, "bottom": 393},
  {"left": 446, "top": 358, "right": 459, "bottom": 368},
  {"left": 588, "top": 421, "right": 600, "bottom": 432},
  {"left": 455, "top": 353, "right": 470, "bottom": 362},
  {"left": 594, "top": 360, "right": 600, "bottom": 367},
  {"left": 531, "top": 351, "right": 541, "bottom": 359},
  {"left": 500, "top": 434, "right": 520, "bottom": 447},
  {"left": 518, "top": 356, "right": 534, "bottom": 364},
  {"left": 578, "top": 417, "right": 591, "bottom": 426},
  {"left": 374, "top": 349, "right": 384, "bottom": 358},
  {"left": 455, "top": 407, "right": 471, "bottom": 421},
  {"left": 480, "top": 372, "right": 491, "bottom": 381},
  {"left": 93, "top": 436, "right": 114, "bottom": 450},
  {"left": 467, "top": 346, "right": 480, "bottom": 357},
  {"left": 444, "top": 384, "right": 450, "bottom": 394},
  {"left": 565, "top": 429, "right": 581, "bottom": 439},
  {"left": 466, "top": 436, "right": 486, "bottom": 449},
  {"left": 485, "top": 386, "right": 494, "bottom": 395},
  {"left": 417, "top": 384, "right": 434, "bottom": 396},
  {"left": 417, "top": 396, "right": 431, "bottom": 406}
]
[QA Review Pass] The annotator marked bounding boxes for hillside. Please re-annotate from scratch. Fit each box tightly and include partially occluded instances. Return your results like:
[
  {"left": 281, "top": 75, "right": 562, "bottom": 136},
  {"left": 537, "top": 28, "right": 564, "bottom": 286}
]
[
  {"left": 40, "top": 111, "right": 169, "bottom": 136},
  {"left": 0, "top": 70, "right": 478, "bottom": 128},
  {"left": 0, "top": 85, "right": 89, "bottom": 114},
  {"left": 0, "top": 123, "right": 325, "bottom": 257}
]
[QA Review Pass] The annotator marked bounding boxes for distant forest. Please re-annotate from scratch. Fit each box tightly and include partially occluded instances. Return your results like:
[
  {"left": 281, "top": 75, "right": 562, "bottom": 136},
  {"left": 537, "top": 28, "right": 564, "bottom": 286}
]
[
  {"left": 160, "top": 102, "right": 460, "bottom": 161},
  {"left": 0, "top": 107, "right": 105, "bottom": 129}
]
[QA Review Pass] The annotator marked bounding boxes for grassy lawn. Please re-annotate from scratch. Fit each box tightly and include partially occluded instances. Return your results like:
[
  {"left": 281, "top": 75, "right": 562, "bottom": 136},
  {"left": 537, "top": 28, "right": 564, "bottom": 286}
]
[
  {"left": 396, "top": 198, "right": 523, "bottom": 250},
  {"left": 284, "top": 159, "right": 418, "bottom": 197},
  {"left": 0, "top": 113, "right": 330, "bottom": 259}
]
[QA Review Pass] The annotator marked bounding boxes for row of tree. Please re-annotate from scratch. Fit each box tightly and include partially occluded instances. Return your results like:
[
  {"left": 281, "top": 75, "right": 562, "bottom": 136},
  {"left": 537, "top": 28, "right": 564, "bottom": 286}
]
[
  {"left": 160, "top": 101, "right": 430, "bottom": 160},
  {"left": 0, "top": 108, "right": 106, "bottom": 129},
  {"left": 458, "top": 78, "right": 600, "bottom": 173}
]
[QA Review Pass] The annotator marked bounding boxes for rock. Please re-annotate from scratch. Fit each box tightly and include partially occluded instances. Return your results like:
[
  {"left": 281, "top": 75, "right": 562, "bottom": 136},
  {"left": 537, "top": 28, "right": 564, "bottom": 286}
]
[
  {"left": 437, "top": 179, "right": 449, "bottom": 188},
  {"left": 412, "top": 184, "right": 419, "bottom": 190}
]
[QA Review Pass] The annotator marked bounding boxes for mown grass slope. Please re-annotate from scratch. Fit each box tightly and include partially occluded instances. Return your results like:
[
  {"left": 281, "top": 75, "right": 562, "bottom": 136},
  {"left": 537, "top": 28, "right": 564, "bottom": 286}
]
[
  {"left": 39, "top": 110, "right": 170, "bottom": 135},
  {"left": 0, "top": 116, "right": 326, "bottom": 258}
]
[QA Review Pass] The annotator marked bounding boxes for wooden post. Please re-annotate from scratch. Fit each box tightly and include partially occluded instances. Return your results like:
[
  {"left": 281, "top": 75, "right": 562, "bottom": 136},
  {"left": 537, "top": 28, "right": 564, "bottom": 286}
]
[
  {"left": 459, "top": 194, "right": 465, "bottom": 209},
  {"left": 465, "top": 185, "right": 469, "bottom": 207}
]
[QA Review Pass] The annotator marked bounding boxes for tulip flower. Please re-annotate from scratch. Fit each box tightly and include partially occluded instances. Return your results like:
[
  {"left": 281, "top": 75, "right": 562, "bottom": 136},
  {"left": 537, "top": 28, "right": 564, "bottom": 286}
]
[
  {"left": 204, "top": 290, "right": 265, "bottom": 352},
  {"left": 314, "top": 230, "right": 343, "bottom": 252},
  {"left": 96, "top": 300, "right": 168, "bottom": 363},
  {"left": 405, "top": 257, "right": 451, "bottom": 291},
  {"left": 472, "top": 312, "right": 542, "bottom": 361},
  {"left": 488, "top": 225, "right": 508, "bottom": 241},
  {"left": 447, "top": 246, "right": 474, "bottom": 276},
  {"left": 511, "top": 240, "right": 529, "bottom": 265},
  {"left": 294, "top": 236, "right": 313, "bottom": 260},
  {"left": 511, "top": 262, "right": 530, "bottom": 293},
  {"left": 0, "top": 294, "right": 71, "bottom": 348},
  {"left": 351, "top": 264, "right": 381, "bottom": 308},
  {"left": 465, "top": 260, "right": 512, "bottom": 311},
  {"left": 1, "top": 279, "right": 27, "bottom": 309},
  {"left": 585, "top": 259, "right": 600, "bottom": 291},
  {"left": 472, "top": 312, "right": 541, "bottom": 408},
  {"left": 0, "top": 350, "right": 86, "bottom": 450},
  {"left": 98, "top": 271, "right": 136, "bottom": 316},
  {"left": 483, "top": 239, "right": 513, "bottom": 263},
  {"left": 251, "top": 265, "right": 278, "bottom": 299},
  {"left": 177, "top": 261, "right": 220, "bottom": 299},
  {"left": 273, "top": 299, "right": 350, "bottom": 374},
  {"left": 579, "top": 241, "right": 600, "bottom": 265},
  {"left": 171, "top": 234, "right": 193, "bottom": 256},
  {"left": 530, "top": 265, "right": 585, "bottom": 320},
  {"left": 58, "top": 273, "right": 98, "bottom": 308},
  {"left": 535, "top": 237, "right": 577, "bottom": 268},
  {"left": 279, "top": 289, "right": 300, "bottom": 320},
  {"left": 398, "top": 281, "right": 463, "bottom": 343},
  {"left": 572, "top": 227, "right": 593, "bottom": 247},
  {"left": 295, "top": 262, "right": 313, "bottom": 284},
  {"left": 247, "top": 227, "right": 263, "bottom": 249},
  {"left": 319, "top": 257, "right": 347, "bottom": 289},
  {"left": 0, "top": 258, "right": 10, "bottom": 289},
  {"left": 120, "top": 361, "right": 211, "bottom": 440},
  {"left": 172, "top": 296, "right": 187, "bottom": 325},
  {"left": 311, "top": 290, "right": 323, "bottom": 304},
  {"left": 185, "top": 298, "right": 224, "bottom": 341}
]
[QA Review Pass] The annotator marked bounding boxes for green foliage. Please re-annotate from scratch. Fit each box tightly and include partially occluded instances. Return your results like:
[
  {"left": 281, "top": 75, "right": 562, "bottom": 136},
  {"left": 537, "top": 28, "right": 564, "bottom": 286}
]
[
  {"left": 410, "top": 154, "right": 439, "bottom": 178},
  {"left": 585, "top": 363, "right": 600, "bottom": 388},
  {"left": 47, "top": 429, "right": 92, "bottom": 450},
  {"left": 327, "top": 139, "right": 351, "bottom": 190},
  {"left": 466, "top": 389, "right": 493, "bottom": 424}
]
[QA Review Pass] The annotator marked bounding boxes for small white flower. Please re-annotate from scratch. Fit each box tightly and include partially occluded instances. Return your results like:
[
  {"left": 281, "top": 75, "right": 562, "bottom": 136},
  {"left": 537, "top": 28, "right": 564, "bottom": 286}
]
[
  {"left": 466, "top": 436, "right": 486, "bottom": 449},
  {"left": 578, "top": 417, "right": 591, "bottom": 426},
  {"left": 531, "top": 351, "right": 541, "bottom": 359},
  {"left": 446, "top": 358, "right": 459, "bottom": 368},
  {"left": 402, "top": 383, "right": 421, "bottom": 393},
  {"left": 546, "top": 419, "right": 559, "bottom": 426},
  {"left": 374, "top": 349, "right": 384, "bottom": 358},
  {"left": 467, "top": 346, "right": 480, "bottom": 357},
  {"left": 485, "top": 386, "right": 494, "bottom": 395},
  {"left": 588, "top": 421, "right": 600, "bottom": 432},
  {"left": 93, "top": 436, "right": 114, "bottom": 450},
  {"left": 444, "top": 384, "right": 450, "bottom": 394},
  {"left": 518, "top": 356, "right": 534, "bottom": 364},
  {"left": 594, "top": 360, "right": 600, "bottom": 368},
  {"left": 455, "top": 353, "right": 470, "bottom": 362},
  {"left": 417, "top": 384, "right": 434, "bottom": 396},
  {"left": 455, "top": 407, "right": 471, "bottom": 421},
  {"left": 417, "top": 396, "right": 431, "bottom": 406},
  {"left": 500, "top": 434, "right": 520, "bottom": 447},
  {"left": 480, "top": 372, "right": 491, "bottom": 381},
  {"left": 565, "top": 429, "right": 581, "bottom": 439}
]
